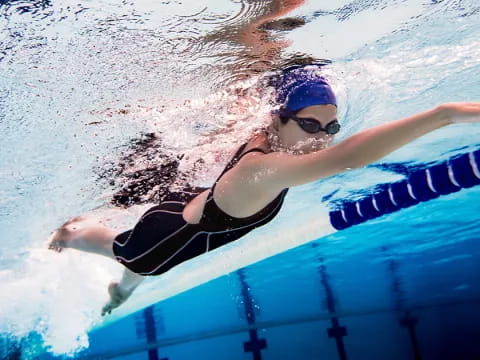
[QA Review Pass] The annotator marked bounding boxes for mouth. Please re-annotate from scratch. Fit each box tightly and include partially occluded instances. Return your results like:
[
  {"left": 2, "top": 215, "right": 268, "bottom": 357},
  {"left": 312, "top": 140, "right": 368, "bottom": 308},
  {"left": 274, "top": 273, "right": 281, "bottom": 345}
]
[{"left": 290, "top": 137, "right": 330, "bottom": 153}]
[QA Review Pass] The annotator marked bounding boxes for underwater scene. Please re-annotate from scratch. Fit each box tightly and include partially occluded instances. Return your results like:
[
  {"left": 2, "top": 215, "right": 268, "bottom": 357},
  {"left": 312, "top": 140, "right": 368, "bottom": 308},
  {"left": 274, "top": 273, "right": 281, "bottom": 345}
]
[{"left": 1, "top": 0, "right": 480, "bottom": 359}]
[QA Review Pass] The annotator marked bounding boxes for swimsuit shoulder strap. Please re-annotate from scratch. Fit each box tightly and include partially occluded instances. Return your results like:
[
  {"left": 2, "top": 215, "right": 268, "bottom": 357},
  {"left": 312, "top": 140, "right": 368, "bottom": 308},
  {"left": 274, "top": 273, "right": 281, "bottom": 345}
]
[{"left": 208, "top": 144, "right": 267, "bottom": 199}]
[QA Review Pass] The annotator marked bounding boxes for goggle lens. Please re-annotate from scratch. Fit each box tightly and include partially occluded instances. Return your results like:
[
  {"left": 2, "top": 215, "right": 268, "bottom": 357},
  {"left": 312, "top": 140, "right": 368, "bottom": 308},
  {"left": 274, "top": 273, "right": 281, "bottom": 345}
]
[{"left": 280, "top": 109, "right": 340, "bottom": 135}]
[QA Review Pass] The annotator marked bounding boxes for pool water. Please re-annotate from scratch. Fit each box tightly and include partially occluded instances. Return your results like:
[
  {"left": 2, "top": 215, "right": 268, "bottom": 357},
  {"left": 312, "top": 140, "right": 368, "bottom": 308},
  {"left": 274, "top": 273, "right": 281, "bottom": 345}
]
[{"left": 1, "top": 0, "right": 480, "bottom": 359}]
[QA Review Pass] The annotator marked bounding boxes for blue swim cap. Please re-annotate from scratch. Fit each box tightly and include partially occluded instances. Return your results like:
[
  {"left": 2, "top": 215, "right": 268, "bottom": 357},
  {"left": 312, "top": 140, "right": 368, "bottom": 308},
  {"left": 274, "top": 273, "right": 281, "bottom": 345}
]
[{"left": 273, "top": 65, "right": 337, "bottom": 112}]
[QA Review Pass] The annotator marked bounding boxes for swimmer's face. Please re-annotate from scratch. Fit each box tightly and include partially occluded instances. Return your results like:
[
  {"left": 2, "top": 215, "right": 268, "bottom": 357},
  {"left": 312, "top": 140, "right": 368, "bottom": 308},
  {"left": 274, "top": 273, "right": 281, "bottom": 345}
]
[{"left": 277, "top": 104, "right": 338, "bottom": 154}]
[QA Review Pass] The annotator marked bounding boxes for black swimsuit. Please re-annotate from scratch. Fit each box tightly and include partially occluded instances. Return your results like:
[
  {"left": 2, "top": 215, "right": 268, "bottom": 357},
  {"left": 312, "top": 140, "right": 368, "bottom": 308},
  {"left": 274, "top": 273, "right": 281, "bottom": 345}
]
[{"left": 112, "top": 143, "right": 289, "bottom": 276}]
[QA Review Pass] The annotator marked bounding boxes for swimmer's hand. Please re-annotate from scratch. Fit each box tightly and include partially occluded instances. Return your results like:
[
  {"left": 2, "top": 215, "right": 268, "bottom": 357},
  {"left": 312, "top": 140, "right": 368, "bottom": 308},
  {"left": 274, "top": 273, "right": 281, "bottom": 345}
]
[
  {"left": 441, "top": 102, "right": 480, "bottom": 124},
  {"left": 101, "top": 282, "right": 134, "bottom": 316}
]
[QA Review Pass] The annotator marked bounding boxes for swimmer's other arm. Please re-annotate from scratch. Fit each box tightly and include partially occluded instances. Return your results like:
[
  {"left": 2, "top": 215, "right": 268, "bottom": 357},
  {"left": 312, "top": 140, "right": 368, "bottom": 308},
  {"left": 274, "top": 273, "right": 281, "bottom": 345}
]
[{"left": 244, "top": 103, "right": 480, "bottom": 190}]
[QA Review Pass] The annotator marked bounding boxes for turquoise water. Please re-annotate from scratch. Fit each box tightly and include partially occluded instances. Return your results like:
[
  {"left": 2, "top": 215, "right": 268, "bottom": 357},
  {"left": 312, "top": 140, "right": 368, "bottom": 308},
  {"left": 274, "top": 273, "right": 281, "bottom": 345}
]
[{"left": 1, "top": 0, "right": 480, "bottom": 359}]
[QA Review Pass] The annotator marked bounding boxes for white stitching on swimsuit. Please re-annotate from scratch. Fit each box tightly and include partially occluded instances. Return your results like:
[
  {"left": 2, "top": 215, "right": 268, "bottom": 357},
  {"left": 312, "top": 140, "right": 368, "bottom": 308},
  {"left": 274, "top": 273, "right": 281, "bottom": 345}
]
[
  {"left": 116, "top": 222, "right": 189, "bottom": 262},
  {"left": 150, "top": 210, "right": 184, "bottom": 215},
  {"left": 118, "top": 189, "right": 287, "bottom": 271},
  {"left": 140, "top": 189, "right": 288, "bottom": 274},
  {"left": 139, "top": 232, "right": 208, "bottom": 275},
  {"left": 113, "top": 210, "right": 187, "bottom": 247},
  {"left": 113, "top": 208, "right": 185, "bottom": 248},
  {"left": 206, "top": 233, "right": 211, "bottom": 252}
]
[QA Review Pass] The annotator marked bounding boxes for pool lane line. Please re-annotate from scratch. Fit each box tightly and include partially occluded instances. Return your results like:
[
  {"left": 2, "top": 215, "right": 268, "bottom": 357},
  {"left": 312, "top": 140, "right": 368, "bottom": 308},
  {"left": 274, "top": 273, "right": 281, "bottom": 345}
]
[{"left": 330, "top": 148, "right": 480, "bottom": 230}]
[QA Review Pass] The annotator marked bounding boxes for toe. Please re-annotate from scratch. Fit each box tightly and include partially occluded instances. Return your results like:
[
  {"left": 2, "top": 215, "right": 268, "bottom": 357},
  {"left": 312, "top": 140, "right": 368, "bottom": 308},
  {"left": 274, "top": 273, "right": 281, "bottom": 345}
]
[
  {"left": 48, "top": 240, "right": 65, "bottom": 252},
  {"left": 47, "top": 228, "right": 68, "bottom": 252}
]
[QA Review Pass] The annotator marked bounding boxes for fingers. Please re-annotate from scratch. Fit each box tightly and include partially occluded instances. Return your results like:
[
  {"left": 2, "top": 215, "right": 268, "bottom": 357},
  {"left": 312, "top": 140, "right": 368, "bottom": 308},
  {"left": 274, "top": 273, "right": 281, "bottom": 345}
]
[
  {"left": 102, "top": 282, "right": 128, "bottom": 316},
  {"left": 101, "top": 297, "right": 122, "bottom": 316},
  {"left": 101, "top": 304, "right": 109, "bottom": 316},
  {"left": 101, "top": 298, "right": 124, "bottom": 316},
  {"left": 101, "top": 302, "right": 115, "bottom": 316}
]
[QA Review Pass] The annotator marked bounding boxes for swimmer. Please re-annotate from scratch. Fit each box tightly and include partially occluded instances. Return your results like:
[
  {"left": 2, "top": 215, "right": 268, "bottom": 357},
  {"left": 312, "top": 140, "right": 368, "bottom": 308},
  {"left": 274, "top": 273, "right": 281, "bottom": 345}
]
[{"left": 47, "top": 65, "right": 480, "bottom": 315}]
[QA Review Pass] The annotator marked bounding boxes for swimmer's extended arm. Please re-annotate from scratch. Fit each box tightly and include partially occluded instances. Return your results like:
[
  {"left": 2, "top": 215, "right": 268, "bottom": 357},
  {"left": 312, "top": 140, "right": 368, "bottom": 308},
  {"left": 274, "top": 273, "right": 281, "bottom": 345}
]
[{"left": 245, "top": 102, "right": 480, "bottom": 190}]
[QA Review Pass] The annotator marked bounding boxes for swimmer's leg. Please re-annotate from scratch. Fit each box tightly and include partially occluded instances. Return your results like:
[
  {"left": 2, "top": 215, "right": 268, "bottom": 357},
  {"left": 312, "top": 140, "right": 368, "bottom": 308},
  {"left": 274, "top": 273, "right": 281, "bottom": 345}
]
[
  {"left": 48, "top": 216, "right": 146, "bottom": 315},
  {"left": 102, "top": 268, "right": 145, "bottom": 316},
  {"left": 48, "top": 217, "right": 117, "bottom": 259}
]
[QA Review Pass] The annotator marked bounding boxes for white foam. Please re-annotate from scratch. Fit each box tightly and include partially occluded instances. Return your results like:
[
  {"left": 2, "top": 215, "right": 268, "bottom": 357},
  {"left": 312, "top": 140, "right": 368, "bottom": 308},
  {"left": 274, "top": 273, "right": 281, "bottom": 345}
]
[{"left": 0, "top": 248, "right": 119, "bottom": 355}]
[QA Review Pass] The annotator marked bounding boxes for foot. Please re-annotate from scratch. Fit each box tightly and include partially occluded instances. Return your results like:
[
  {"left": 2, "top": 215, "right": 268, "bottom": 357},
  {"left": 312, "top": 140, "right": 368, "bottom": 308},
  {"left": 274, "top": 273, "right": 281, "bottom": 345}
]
[
  {"left": 47, "top": 216, "right": 85, "bottom": 252},
  {"left": 101, "top": 282, "right": 134, "bottom": 316},
  {"left": 47, "top": 228, "right": 70, "bottom": 253}
]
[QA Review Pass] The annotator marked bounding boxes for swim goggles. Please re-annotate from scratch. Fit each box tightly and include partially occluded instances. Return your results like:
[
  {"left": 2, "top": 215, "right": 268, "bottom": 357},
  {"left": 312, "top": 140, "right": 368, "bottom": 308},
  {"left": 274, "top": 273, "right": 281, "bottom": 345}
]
[{"left": 279, "top": 109, "right": 341, "bottom": 135}]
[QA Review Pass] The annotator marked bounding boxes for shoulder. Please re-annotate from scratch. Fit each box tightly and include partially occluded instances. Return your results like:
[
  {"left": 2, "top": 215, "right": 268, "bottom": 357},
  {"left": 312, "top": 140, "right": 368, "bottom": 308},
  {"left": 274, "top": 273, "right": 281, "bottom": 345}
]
[
  {"left": 213, "top": 150, "right": 290, "bottom": 217},
  {"left": 212, "top": 149, "right": 281, "bottom": 197},
  {"left": 232, "top": 150, "right": 293, "bottom": 192},
  {"left": 236, "top": 145, "right": 346, "bottom": 190}
]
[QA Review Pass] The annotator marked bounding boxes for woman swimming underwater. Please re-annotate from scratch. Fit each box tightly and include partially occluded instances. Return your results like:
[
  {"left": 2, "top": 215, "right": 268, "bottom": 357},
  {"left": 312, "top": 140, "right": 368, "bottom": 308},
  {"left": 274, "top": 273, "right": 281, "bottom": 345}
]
[{"left": 48, "top": 65, "right": 480, "bottom": 315}]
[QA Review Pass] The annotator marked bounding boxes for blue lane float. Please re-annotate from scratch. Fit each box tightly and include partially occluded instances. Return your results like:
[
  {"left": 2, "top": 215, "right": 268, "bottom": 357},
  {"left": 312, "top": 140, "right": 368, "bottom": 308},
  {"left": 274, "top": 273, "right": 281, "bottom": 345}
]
[{"left": 330, "top": 148, "right": 480, "bottom": 230}]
